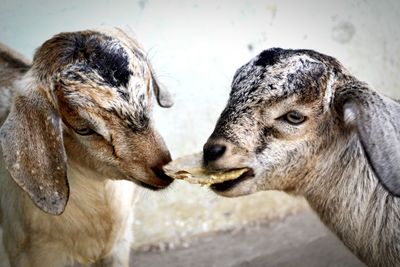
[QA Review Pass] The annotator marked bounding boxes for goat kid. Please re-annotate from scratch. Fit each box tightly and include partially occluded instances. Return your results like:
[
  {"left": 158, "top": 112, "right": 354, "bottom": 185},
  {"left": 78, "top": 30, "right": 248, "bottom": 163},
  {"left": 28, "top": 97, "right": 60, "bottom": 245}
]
[
  {"left": 0, "top": 28, "right": 173, "bottom": 267},
  {"left": 203, "top": 48, "right": 400, "bottom": 267}
]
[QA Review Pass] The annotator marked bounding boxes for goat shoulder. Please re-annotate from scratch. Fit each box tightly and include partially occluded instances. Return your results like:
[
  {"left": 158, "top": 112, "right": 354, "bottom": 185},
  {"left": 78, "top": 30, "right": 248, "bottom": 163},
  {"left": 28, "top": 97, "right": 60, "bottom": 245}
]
[{"left": 303, "top": 134, "right": 400, "bottom": 267}]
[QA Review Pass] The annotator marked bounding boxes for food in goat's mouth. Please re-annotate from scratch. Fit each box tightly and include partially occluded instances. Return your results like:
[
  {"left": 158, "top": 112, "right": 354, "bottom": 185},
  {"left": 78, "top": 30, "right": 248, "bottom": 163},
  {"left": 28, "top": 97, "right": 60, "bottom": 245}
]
[{"left": 163, "top": 153, "right": 249, "bottom": 185}]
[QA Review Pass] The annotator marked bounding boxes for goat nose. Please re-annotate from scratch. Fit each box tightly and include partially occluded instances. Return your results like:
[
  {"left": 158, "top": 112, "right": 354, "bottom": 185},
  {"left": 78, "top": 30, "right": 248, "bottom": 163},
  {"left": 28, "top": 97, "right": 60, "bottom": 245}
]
[
  {"left": 151, "top": 165, "right": 173, "bottom": 184},
  {"left": 203, "top": 144, "right": 226, "bottom": 162}
]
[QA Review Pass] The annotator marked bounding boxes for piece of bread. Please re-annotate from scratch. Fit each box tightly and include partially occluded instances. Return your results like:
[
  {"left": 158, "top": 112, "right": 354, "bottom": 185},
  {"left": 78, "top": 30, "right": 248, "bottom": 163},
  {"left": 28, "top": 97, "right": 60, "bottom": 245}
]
[{"left": 163, "top": 153, "right": 249, "bottom": 185}]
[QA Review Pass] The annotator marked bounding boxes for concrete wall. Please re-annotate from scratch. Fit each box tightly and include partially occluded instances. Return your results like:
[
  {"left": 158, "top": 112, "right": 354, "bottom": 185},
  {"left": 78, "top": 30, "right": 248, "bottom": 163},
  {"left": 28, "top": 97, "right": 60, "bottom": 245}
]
[{"left": 1, "top": 0, "right": 399, "bottom": 248}]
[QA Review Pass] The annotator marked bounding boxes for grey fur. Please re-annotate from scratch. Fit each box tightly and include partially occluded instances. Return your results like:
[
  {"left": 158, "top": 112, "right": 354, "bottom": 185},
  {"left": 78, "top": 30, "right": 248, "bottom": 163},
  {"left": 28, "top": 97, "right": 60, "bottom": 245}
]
[
  {"left": 205, "top": 48, "right": 400, "bottom": 266},
  {"left": 342, "top": 92, "right": 400, "bottom": 196}
]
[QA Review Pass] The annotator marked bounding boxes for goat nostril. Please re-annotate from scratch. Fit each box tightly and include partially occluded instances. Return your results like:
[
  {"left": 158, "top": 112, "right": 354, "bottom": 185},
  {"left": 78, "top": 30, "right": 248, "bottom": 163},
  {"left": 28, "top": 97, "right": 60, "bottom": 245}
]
[{"left": 203, "top": 144, "right": 226, "bottom": 162}]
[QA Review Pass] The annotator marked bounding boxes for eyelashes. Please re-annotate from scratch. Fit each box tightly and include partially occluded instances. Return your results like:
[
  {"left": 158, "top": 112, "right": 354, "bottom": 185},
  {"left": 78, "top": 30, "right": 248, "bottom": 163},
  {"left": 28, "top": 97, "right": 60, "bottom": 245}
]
[
  {"left": 278, "top": 111, "right": 307, "bottom": 126},
  {"left": 74, "top": 127, "right": 96, "bottom": 136}
]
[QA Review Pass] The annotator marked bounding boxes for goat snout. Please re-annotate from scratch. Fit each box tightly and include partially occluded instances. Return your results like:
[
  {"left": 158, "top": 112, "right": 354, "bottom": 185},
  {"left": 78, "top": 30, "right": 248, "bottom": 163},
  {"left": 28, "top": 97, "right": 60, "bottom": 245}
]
[
  {"left": 203, "top": 139, "right": 235, "bottom": 170},
  {"left": 203, "top": 138, "right": 251, "bottom": 170},
  {"left": 203, "top": 143, "right": 227, "bottom": 163},
  {"left": 149, "top": 154, "right": 173, "bottom": 188}
]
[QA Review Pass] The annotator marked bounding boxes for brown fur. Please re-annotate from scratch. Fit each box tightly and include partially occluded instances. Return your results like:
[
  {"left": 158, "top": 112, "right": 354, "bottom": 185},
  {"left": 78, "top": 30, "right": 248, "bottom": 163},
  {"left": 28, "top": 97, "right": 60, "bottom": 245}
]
[{"left": 0, "top": 28, "right": 173, "bottom": 267}]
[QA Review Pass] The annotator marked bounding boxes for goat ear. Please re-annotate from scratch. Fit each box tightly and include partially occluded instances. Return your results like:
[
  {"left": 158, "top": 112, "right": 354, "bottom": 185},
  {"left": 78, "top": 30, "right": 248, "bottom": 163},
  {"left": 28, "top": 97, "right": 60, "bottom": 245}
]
[
  {"left": 340, "top": 86, "right": 400, "bottom": 196},
  {"left": 151, "top": 73, "right": 173, "bottom": 108},
  {"left": 0, "top": 89, "right": 69, "bottom": 215},
  {"left": 111, "top": 27, "right": 174, "bottom": 108}
]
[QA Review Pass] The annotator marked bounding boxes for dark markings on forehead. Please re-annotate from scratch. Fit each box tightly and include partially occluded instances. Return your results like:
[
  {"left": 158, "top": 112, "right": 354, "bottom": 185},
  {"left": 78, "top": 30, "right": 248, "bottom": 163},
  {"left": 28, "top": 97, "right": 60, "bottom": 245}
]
[
  {"left": 232, "top": 49, "right": 331, "bottom": 105},
  {"left": 34, "top": 31, "right": 134, "bottom": 92},
  {"left": 67, "top": 33, "right": 132, "bottom": 88},
  {"left": 254, "top": 48, "right": 342, "bottom": 71},
  {"left": 254, "top": 48, "right": 286, "bottom": 67}
]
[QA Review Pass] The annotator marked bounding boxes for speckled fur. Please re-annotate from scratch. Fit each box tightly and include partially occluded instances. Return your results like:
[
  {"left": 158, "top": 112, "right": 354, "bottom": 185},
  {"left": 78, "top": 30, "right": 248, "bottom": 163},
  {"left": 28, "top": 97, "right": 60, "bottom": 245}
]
[
  {"left": 206, "top": 48, "right": 400, "bottom": 266},
  {"left": 0, "top": 28, "right": 173, "bottom": 267}
]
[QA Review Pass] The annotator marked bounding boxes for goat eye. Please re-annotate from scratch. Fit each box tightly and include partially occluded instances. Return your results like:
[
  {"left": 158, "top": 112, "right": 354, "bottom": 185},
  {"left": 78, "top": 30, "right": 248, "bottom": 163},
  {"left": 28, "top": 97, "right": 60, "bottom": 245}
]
[
  {"left": 284, "top": 111, "right": 306, "bottom": 125},
  {"left": 75, "top": 127, "right": 95, "bottom": 136}
]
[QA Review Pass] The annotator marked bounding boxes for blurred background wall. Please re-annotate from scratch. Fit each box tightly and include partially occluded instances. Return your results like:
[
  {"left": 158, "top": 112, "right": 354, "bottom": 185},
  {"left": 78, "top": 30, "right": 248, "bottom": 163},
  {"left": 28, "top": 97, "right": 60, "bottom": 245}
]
[{"left": 0, "top": 0, "right": 399, "bottom": 249}]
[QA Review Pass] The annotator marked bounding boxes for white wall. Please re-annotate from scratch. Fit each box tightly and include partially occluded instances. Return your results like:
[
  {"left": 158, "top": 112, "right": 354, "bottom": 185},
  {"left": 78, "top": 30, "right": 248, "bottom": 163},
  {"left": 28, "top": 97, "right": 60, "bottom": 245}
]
[{"left": 1, "top": 0, "right": 399, "bottom": 247}]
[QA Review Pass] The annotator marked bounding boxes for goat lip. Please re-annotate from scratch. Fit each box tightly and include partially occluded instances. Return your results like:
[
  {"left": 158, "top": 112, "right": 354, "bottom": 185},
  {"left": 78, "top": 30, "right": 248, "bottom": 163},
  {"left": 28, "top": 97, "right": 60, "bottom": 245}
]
[
  {"left": 211, "top": 169, "right": 254, "bottom": 192},
  {"left": 128, "top": 170, "right": 173, "bottom": 190},
  {"left": 129, "top": 177, "right": 172, "bottom": 190},
  {"left": 151, "top": 169, "right": 174, "bottom": 189}
]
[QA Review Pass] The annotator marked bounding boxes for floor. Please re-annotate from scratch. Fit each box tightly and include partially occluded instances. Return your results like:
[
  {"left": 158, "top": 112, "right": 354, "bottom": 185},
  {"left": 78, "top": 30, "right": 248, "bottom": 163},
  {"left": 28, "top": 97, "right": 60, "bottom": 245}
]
[
  {"left": 0, "top": 210, "right": 366, "bottom": 267},
  {"left": 131, "top": 210, "right": 366, "bottom": 267}
]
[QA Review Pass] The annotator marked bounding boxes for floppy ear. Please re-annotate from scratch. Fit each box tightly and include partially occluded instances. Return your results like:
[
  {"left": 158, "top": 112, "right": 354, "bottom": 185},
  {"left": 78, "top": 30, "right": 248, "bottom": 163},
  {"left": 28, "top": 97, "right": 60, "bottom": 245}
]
[
  {"left": 339, "top": 85, "right": 400, "bottom": 196},
  {"left": 151, "top": 72, "right": 174, "bottom": 108},
  {"left": 0, "top": 89, "right": 69, "bottom": 215},
  {"left": 110, "top": 27, "right": 174, "bottom": 108}
]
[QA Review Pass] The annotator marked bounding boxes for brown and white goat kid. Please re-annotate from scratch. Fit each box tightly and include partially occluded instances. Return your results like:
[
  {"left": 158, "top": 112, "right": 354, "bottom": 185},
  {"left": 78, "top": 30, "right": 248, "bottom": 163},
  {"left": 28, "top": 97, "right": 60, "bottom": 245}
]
[
  {"left": 0, "top": 28, "right": 173, "bottom": 267},
  {"left": 203, "top": 48, "right": 400, "bottom": 267}
]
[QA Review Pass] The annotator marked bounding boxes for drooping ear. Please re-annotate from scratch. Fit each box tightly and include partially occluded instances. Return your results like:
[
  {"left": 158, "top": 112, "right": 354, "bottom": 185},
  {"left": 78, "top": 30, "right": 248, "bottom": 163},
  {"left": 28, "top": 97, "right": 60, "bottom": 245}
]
[
  {"left": 110, "top": 27, "right": 174, "bottom": 108},
  {"left": 151, "top": 72, "right": 174, "bottom": 108},
  {"left": 0, "top": 89, "right": 69, "bottom": 215},
  {"left": 338, "top": 85, "right": 400, "bottom": 196}
]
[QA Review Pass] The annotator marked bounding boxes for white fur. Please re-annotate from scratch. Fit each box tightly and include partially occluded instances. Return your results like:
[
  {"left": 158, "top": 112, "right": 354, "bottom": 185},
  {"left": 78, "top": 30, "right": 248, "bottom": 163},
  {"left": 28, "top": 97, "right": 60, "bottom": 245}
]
[
  {"left": 343, "top": 102, "right": 358, "bottom": 125},
  {"left": 0, "top": 156, "right": 139, "bottom": 267}
]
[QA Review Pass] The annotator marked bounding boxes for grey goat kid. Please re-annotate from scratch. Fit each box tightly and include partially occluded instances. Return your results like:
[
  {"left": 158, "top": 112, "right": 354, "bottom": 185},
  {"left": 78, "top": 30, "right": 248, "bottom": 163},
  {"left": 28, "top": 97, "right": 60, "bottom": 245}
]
[
  {"left": 203, "top": 48, "right": 400, "bottom": 267},
  {"left": 0, "top": 28, "right": 173, "bottom": 267}
]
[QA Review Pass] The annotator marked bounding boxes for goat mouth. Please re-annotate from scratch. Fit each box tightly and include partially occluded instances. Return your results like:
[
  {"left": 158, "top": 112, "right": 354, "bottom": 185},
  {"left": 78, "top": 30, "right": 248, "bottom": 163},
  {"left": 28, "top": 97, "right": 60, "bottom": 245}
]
[
  {"left": 131, "top": 177, "right": 172, "bottom": 190},
  {"left": 135, "top": 180, "right": 170, "bottom": 190},
  {"left": 129, "top": 170, "right": 173, "bottom": 191},
  {"left": 211, "top": 169, "right": 254, "bottom": 193},
  {"left": 151, "top": 168, "right": 174, "bottom": 189}
]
